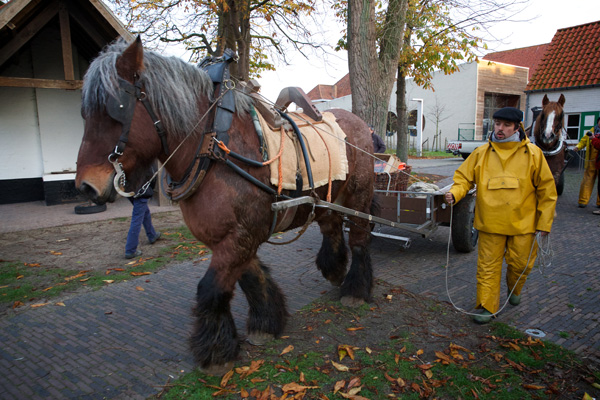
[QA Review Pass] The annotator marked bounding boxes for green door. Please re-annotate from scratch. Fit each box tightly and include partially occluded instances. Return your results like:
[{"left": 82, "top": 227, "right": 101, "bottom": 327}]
[{"left": 580, "top": 112, "right": 600, "bottom": 138}]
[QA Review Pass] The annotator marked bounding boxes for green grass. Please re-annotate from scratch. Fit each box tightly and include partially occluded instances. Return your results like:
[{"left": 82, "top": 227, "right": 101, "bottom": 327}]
[
  {"left": 150, "top": 317, "right": 595, "bottom": 400},
  {"left": 0, "top": 225, "right": 209, "bottom": 309}
]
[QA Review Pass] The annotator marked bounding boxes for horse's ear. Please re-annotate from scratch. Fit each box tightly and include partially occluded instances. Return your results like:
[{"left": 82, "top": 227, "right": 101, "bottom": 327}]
[
  {"left": 542, "top": 94, "right": 549, "bottom": 106},
  {"left": 116, "top": 36, "right": 145, "bottom": 81},
  {"left": 558, "top": 94, "right": 566, "bottom": 107}
]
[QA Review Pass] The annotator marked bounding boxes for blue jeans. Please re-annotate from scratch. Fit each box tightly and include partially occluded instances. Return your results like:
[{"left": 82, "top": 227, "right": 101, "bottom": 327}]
[{"left": 125, "top": 197, "right": 157, "bottom": 254}]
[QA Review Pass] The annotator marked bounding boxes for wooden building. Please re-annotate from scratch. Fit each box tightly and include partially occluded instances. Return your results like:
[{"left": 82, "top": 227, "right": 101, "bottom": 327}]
[{"left": 0, "top": 0, "right": 132, "bottom": 205}]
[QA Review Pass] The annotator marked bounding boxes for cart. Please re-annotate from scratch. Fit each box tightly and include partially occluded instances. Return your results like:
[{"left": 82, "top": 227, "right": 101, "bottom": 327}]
[{"left": 270, "top": 167, "right": 478, "bottom": 253}]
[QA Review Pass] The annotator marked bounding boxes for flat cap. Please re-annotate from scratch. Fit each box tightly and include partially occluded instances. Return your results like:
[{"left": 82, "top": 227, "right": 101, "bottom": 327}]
[{"left": 493, "top": 107, "right": 523, "bottom": 122}]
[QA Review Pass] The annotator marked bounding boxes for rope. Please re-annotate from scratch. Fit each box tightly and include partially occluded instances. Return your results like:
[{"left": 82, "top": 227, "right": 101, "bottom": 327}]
[{"left": 444, "top": 203, "right": 552, "bottom": 318}]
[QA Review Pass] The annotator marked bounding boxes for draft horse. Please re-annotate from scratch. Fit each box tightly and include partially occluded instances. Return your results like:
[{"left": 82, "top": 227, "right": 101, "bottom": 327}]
[
  {"left": 75, "top": 38, "right": 375, "bottom": 375},
  {"left": 531, "top": 94, "right": 568, "bottom": 195}
]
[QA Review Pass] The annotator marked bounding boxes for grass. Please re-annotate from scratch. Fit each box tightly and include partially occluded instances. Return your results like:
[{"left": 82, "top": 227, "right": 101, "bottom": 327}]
[
  {"left": 151, "top": 312, "right": 596, "bottom": 400},
  {"left": 0, "top": 225, "right": 208, "bottom": 309}
]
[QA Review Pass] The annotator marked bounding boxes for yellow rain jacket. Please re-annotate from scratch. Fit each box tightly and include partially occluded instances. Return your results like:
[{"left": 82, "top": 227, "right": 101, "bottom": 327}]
[
  {"left": 450, "top": 137, "right": 557, "bottom": 235},
  {"left": 576, "top": 129, "right": 599, "bottom": 169}
]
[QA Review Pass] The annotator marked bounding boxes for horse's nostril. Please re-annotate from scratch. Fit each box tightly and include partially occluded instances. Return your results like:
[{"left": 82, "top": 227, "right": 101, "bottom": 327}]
[{"left": 78, "top": 182, "right": 98, "bottom": 201}]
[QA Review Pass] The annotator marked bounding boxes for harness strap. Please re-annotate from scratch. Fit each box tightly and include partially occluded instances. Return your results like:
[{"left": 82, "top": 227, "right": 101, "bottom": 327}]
[{"left": 139, "top": 96, "right": 170, "bottom": 155}]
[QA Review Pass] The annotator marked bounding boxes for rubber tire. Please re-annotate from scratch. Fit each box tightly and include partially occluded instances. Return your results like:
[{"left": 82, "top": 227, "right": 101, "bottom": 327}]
[
  {"left": 74, "top": 202, "right": 107, "bottom": 215},
  {"left": 556, "top": 171, "right": 565, "bottom": 196},
  {"left": 451, "top": 193, "right": 478, "bottom": 253},
  {"left": 461, "top": 153, "right": 470, "bottom": 160}
]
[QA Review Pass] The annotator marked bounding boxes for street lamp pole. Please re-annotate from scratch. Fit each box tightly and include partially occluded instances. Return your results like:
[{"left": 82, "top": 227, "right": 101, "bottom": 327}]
[{"left": 411, "top": 98, "right": 424, "bottom": 157}]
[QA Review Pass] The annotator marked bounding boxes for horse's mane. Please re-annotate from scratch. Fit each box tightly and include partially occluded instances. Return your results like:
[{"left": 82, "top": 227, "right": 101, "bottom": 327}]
[{"left": 81, "top": 39, "right": 253, "bottom": 139}]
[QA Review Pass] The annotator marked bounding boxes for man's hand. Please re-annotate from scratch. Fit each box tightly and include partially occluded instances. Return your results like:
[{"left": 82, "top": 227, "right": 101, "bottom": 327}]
[
  {"left": 444, "top": 192, "right": 455, "bottom": 204},
  {"left": 536, "top": 230, "right": 549, "bottom": 237}
]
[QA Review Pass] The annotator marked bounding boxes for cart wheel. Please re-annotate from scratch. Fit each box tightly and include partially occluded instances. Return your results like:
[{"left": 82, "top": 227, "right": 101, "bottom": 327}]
[
  {"left": 556, "top": 171, "right": 565, "bottom": 196},
  {"left": 451, "top": 193, "right": 478, "bottom": 253}
]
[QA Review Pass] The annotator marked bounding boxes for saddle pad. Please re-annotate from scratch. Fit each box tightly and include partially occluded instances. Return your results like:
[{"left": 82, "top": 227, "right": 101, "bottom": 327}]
[{"left": 257, "top": 111, "right": 349, "bottom": 191}]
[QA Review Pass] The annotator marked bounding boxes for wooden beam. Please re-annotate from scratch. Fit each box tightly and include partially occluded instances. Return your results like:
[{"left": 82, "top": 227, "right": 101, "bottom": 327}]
[
  {"left": 0, "top": 76, "right": 82, "bottom": 89},
  {"left": 0, "top": 0, "right": 59, "bottom": 68},
  {"left": 0, "top": 0, "right": 30, "bottom": 30},
  {"left": 67, "top": 2, "right": 107, "bottom": 49},
  {"left": 58, "top": 0, "right": 74, "bottom": 81},
  {"left": 88, "top": 0, "right": 133, "bottom": 41}
]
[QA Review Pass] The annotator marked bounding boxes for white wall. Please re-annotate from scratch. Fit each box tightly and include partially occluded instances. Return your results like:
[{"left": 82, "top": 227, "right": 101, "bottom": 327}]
[
  {"left": 0, "top": 23, "right": 86, "bottom": 181},
  {"left": 526, "top": 89, "right": 600, "bottom": 125},
  {"left": 31, "top": 24, "right": 85, "bottom": 177},
  {"left": 398, "top": 62, "right": 479, "bottom": 150},
  {"left": 312, "top": 62, "right": 480, "bottom": 151}
]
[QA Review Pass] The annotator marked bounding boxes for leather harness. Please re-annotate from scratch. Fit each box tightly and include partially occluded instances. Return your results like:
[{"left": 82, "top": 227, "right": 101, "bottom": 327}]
[{"left": 106, "top": 50, "right": 315, "bottom": 203}]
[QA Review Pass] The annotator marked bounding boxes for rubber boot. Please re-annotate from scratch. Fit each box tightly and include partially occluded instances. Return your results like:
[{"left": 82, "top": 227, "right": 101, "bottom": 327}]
[
  {"left": 472, "top": 309, "right": 493, "bottom": 324},
  {"left": 509, "top": 293, "right": 521, "bottom": 306}
]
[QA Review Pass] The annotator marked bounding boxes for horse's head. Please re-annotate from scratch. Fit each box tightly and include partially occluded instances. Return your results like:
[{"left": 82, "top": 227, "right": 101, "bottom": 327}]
[
  {"left": 75, "top": 37, "right": 166, "bottom": 204},
  {"left": 535, "top": 94, "right": 565, "bottom": 147}
]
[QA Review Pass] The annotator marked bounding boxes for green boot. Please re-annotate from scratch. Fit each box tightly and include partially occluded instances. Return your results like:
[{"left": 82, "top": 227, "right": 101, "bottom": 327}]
[
  {"left": 509, "top": 293, "right": 521, "bottom": 306},
  {"left": 472, "top": 310, "right": 493, "bottom": 324}
]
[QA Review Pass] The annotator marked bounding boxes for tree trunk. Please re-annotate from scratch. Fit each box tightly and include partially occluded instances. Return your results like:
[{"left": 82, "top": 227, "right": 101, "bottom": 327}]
[
  {"left": 347, "top": 0, "right": 408, "bottom": 146},
  {"left": 395, "top": 65, "right": 409, "bottom": 162},
  {"left": 217, "top": 0, "right": 251, "bottom": 81}
]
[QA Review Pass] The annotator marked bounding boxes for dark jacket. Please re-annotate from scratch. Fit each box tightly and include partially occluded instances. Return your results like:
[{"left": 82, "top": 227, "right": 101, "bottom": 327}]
[{"left": 372, "top": 133, "right": 386, "bottom": 153}]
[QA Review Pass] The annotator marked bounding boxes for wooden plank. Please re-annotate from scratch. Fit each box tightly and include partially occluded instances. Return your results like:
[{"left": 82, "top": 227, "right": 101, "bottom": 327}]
[
  {"left": 67, "top": 2, "right": 106, "bottom": 49},
  {"left": 0, "top": 0, "right": 59, "bottom": 67},
  {"left": 0, "top": 76, "right": 82, "bottom": 89},
  {"left": 59, "top": 1, "right": 74, "bottom": 81},
  {"left": 88, "top": 0, "right": 133, "bottom": 41},
  {"left": 0, "top": 0, "right": 30, "bottom": 29}
]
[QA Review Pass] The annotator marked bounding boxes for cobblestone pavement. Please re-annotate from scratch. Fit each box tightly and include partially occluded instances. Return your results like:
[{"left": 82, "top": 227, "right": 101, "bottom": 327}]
[{"left": 0, "top": 163, "right": 598, "bottom": 399}]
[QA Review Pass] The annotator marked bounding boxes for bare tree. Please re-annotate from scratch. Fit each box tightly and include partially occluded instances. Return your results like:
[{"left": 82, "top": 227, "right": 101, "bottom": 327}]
[
  {"left": 109, "top": 0, "right": 326, "bottom": 81},
  {"left": 427, "top": 96, "right": 450, "bottom": 152}
]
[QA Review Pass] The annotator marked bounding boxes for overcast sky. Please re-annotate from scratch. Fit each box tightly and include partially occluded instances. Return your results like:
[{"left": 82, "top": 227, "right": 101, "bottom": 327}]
[{"left": 257, "top": 0, "right": 600, "bottom": 101}]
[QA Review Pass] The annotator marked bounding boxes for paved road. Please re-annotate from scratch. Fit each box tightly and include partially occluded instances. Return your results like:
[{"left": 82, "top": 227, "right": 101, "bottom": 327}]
[{"left": 0, "top": 158, "right": 598, "bottom": 399}]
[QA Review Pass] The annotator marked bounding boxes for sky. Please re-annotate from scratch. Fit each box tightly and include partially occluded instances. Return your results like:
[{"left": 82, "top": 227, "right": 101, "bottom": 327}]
[{"left": 256, "top": 0, "right": 600, "bottom": 101}]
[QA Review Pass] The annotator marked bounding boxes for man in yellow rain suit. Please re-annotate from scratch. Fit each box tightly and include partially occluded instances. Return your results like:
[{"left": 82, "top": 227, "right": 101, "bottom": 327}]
[
  {"left": 574, "top": 117, "right": 600, "bottom": 208},
  {"left": 444, "top": 107, "right": 557, "bottom": 324}
]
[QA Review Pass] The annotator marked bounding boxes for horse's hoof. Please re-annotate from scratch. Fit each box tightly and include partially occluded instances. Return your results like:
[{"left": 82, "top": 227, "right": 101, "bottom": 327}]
[
  {"left": 340, "top": 296, "right": 365, "bottom": 308},
  {"left": 198, "top": 361, "right": 234, "bottom": 377},
  {"left": 246, "top": 332, "right": 275, "bottom": 346}
]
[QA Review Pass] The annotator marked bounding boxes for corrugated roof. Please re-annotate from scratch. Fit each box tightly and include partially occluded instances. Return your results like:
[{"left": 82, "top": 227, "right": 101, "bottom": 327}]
[
  {"left": 483, "top": 44, "right": 549, "bottom": 79},
  {"left": 526, "top": 20, "right": 600, "bottom": 91}
]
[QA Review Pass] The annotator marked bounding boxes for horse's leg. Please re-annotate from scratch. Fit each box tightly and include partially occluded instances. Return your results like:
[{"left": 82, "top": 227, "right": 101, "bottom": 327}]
[
  {"left": 316, "top": 212, "right": 348, "bottom": 286},
  {"left": 238, "top": 256, "right": 288, "bottom": 345},
  {"left": 190, "top": 261, "right": 240, "bottom": 376},
  {"left": 340, "top": 215, "right": 373, "bottom": 308}
]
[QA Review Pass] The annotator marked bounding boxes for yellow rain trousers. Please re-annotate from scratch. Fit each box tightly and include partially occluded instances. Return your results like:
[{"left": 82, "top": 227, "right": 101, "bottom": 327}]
[
  {"left": 476, "top": 231, "right": 537, "bottom": 313},
  {"left": 576, "top": 133, "right": 600, "bottom": 206}
]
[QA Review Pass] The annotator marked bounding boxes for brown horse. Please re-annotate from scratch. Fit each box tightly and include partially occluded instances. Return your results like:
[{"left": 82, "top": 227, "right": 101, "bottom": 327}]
[
  {"left": 532, "top": 94, "right": 567, "bottom": 195},
  {"left": 75, "top": 38, "right": 375, "bottom": 375}
]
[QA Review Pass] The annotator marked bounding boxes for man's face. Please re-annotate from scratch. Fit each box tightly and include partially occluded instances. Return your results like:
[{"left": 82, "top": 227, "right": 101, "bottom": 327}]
[{"left": 494, "top": 119, "right": 517, "bottom": 139}]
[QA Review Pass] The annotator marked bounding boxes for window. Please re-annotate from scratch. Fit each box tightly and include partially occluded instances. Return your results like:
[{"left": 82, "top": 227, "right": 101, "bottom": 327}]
[
  {"left": 483, "top": 93, "right": 521, "bottom": 135},
  {"left": 565, "top": 114, "right": 580, "bottom": 140}
]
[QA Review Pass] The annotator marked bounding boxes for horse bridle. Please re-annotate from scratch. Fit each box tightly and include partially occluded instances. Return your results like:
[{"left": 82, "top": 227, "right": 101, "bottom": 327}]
[
  {"left": 532, "top": 116, "right": 566, "bottom": 157},
  {"left": 106, "top": 76, "right": 170, "bottom": 197}
]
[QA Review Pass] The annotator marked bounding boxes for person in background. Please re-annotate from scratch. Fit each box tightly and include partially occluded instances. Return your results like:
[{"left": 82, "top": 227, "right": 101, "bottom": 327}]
[
  {"left": 573, "top": 116, "right": 600, "bottom": 208},
  {"left": 125, "top": 168, "right": 161, "bottom": 259},
  {"left": 370, "top": 124, "right": 386, "bottom": 153},
  {"left": 444, "top": 107, "right": 557, "bottom": 324},
  {"left": 589, "top": 118, "right": 600, "bottom": 215}
]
